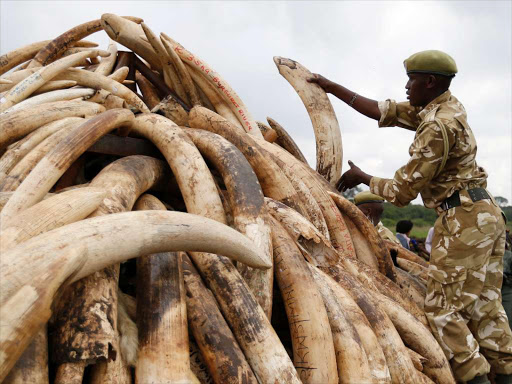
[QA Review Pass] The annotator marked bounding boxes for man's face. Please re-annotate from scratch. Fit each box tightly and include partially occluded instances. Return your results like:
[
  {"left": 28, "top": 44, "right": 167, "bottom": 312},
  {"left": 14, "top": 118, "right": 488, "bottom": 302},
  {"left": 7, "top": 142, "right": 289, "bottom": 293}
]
[
  {"left": 358, "top": 203, "right": 384, "bottom": 226},
  {"left": 405, "top": 73, "right": 430, "bottom": 107}
]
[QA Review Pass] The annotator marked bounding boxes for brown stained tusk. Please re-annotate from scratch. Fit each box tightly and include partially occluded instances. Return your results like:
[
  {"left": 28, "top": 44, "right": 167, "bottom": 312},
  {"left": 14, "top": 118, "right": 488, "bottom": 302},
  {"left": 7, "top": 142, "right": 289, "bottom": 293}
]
[
  {"left": 394, "top": 267, "right": 426, "bottom": 310},
  {"left": 182, "top": 253, "right": 258, "bottom": 384},
  {"left": 267, "top": 117, "right": 308, "bottom": 164},
  {"left": 5, "top": 88, "right": 95, "bottom": 114},
  {"left": 0, "top": 40, "right": 50, "bottom": 76},
  {"left": 162, "top": 33, "right": 261, "bottom": 138},
  {"left": 307, "top": 264, "right": 374, "bottom": 383},
  {"left": 135, "top": 71, "right": 160, "bottom": 110},
  {"left": 2, "top": 325, "right": 49, "bottom": 384},
  {"left": 134, "top": 194, "right": 191, "bottom": 383},
  {"left": 186, "top": 128, "right": 273, "bottom": 318},
  {"left": 0, "top": 100, "right": 105, "bottom": 151},
  {"left": 28, "top": 20, "right": 104, "bottom": 69},
  {"left": 269, "top": 216, "right": 338, "bottom": 384},
  {"left": 54, "top": 67, "right": 149, "bottom": 112},
  {"left": 308, "top": 265, "right": 391, "bottom": 383},
  {"left": 257, "top": 137, "right": 355, "bottom": 258},
  {"left": 385, "top": 240, "right": 429, "bottom": 268},
  {"left": 0, "top": 210, "right": 273, "bottom": 376},
  {"left": 51, "top": 156, "right": 168, "bottom": 375},
  {"left": 101, "top": 14, "right": 162, "bottom": 71},
  {"left": 274, "top": 57, "right": 342, "bottom": 185},
  {"left": 0, "top": 50, "right": 107, "bottom": 112},
  {"left": 319, "top": 264, "right": 421, "bottom": 383},
  {"left": 0, "top": 108, "right": 133, "bottom": 224},
  {"left": 256, "top": 121, "right": 278, "bottom": 143},
  {"left": 134, "top": 55, "right": 190, "bottom": 111},
  {"left": 188, "top": 338, "right": 214, "bottom": 384},
  {"left": 329, "top": 191, "right": 396, "bottom": 281},
  {"left": 188, "top": 106, "right": 310, "bottom": 219},
  {"left": 0, "top": 117, "right": 84, "bottom": 181},
  {"left": 0, "top": 187, "right": 106, "bottom": 251}
]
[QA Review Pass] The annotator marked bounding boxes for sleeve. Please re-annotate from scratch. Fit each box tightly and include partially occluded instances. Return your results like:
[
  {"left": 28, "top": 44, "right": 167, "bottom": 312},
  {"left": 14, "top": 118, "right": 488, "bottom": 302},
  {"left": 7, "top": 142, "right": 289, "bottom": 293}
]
[
  {"left": 369, "top": 122, "right": 446, "bottom": 207},
  {"left": 378, "top": 99, "right": 422, "bottom": 130}
]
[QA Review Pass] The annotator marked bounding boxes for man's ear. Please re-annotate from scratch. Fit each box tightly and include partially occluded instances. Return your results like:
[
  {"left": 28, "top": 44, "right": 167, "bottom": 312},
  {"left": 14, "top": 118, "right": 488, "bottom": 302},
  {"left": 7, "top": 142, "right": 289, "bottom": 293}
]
[{"left": 426, "top": 74, "right": 437, "bottom": 89}]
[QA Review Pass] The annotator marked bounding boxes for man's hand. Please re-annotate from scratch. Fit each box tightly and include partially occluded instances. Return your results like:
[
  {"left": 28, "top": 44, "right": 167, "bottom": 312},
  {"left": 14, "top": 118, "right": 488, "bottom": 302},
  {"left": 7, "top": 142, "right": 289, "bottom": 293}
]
[
  {"left": 336, "top": 160, "right": 373, "bottom": 191},
  {"left": 307, "top": 74, "right": 333, "bottom": 93}
]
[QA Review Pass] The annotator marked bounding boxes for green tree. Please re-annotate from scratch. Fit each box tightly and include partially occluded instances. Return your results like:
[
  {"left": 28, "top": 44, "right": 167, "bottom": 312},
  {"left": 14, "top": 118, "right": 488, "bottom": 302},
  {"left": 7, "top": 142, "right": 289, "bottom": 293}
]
[{"left": 495, "top": 196, "right": 509, "bottom": 208}]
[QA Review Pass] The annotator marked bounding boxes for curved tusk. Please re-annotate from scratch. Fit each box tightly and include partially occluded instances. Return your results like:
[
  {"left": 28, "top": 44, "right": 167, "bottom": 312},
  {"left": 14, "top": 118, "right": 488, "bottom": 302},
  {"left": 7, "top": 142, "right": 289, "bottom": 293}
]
[
  {"left": 270, "top": 216, "right": 338, "bottom": 384},
  {"left": 27, "top": 19, "right": 104, "bottom": 68},
  {"left": 162, "top": 33, "right": 261, "bottom": 138},
  {"left": 0, "top": 40, "right": 50, "bottom": 76},
  {"left": 0, "top": 187, "right": 106, "bottom": 251},
  {"left": 0, "top": 210, "right": 270, "bottom": 382},
  {"left": 100, "top": 13, "right": 162, "bottom": 71},
  {"left": 186, "top": 128, "right": 273, "bottom": 318},
  {"left": 0, "top": 108, "right": 133, "bottom": 224},
  {"left": 188, "top": 106, "right": 309, "bottom": 218},
  {"left": 135, "top": 71, "right": 160, "bottom": 110},
  {"left": 4, "top": 88, "right": 95, "bottom": 114},
  {"left": 160, "top": 34, "right": 201, "bottom": 106},
  {"left": 131, "top": 114, "right": 226, "bottom": 223},
  {"left": 257, "top": 137, "right": 355, "bottom": 258},
  {"left": 0, "top": 100, "right": 105, "bottom": 150},
  {"left": 0, "top": 117, "right": 84, "bottom": 181},
  {"left": 267, "top": 117, "right": 308, "bottom": 164},
  {"left": 274, "top": 57, "right": 342, "bottom": 185},
  {"left": 0, "top": 50, "right": 107, "bottom": 112},
  {"left": 54, "top": 67, "right": 149, "bottom": 112},
  {"left": 108, "top": 66, "right": 129, "bottom": 82},
  {"left": 139, "top": 23, "right": 186, "bottom": 103},
  {"left": 31, "top": 80, "right": 77, "bottom": 95},
  {"left": 329, "top": 191, "right": 396, "bottom": 280},
  {"left": 0, "top": 122, "right": 82, "bottom": 192},
  {"left": 94, "top": 40, "right": 118, "bottom": 76}
]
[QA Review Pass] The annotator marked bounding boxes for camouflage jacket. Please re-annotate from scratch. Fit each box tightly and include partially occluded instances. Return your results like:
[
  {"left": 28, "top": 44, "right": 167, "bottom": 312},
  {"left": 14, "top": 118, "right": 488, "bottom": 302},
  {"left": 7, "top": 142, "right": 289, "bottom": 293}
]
[
  {"left": 376, "top": 221, "right": 401, "bottom": 245},
  {"left": 369, "top": 91, "right": 488, "bottom": 214}
]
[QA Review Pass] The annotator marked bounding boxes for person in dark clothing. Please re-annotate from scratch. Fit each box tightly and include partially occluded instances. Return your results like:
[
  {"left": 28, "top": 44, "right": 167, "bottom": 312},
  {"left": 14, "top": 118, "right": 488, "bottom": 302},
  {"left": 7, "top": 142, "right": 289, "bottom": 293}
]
[{"left": 395, "top": 220, "right": 413, "bottom": 250}]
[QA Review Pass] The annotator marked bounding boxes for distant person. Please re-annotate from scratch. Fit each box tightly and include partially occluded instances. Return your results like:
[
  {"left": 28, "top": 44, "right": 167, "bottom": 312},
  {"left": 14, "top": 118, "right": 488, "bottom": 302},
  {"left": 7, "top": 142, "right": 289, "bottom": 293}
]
[
  {"left": 503, "top": 243, "right": 512, "bottom": 332},
  {"left": 396, "top": 220, "right": 413, "bottom": 250},
  {"left": 353, "top": 191, "right": 401, "bottom": 245},
  {"left": 425, "top": 226, "right": 435, "bottom": 254}
]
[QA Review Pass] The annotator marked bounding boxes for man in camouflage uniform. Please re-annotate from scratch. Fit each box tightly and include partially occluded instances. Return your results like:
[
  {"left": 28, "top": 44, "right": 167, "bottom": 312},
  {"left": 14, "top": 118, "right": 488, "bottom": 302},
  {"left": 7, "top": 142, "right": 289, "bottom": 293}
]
[
  {"left": 353, "top": 190, "right": 402, "bottom": 245},
  {"left": 309, "top": 50, "right": 512, "bottom": 383}
]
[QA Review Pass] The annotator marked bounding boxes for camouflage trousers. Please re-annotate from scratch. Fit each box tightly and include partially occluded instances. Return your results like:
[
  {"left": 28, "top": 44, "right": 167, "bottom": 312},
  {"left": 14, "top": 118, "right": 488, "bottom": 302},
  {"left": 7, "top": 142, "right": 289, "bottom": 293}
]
[{"left": 425, "top": 194, "right": 512, "bottom": 382}]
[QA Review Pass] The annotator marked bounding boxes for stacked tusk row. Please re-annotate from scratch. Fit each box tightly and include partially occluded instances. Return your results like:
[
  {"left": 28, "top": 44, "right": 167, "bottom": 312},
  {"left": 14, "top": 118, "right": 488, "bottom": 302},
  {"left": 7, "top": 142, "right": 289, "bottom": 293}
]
[{"left": 0, "top": 13, "right": 453, "bottom": 384}]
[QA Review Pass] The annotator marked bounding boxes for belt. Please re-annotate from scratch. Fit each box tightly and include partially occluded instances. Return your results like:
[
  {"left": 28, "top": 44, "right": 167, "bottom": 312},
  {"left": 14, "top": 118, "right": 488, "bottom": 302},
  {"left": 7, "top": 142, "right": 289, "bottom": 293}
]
[{"left": 440, "top": 187, "right": 490, "bottom": 211}]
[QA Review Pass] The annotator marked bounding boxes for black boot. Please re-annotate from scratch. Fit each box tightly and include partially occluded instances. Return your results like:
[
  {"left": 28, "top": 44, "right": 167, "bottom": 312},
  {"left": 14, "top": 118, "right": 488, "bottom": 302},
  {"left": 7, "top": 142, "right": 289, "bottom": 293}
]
[
  {"left": 496, "top": 374, "right": 512, "bottom": 384},
  {"left": 466, "top": 374, "right": 490, "bottom": 384}
]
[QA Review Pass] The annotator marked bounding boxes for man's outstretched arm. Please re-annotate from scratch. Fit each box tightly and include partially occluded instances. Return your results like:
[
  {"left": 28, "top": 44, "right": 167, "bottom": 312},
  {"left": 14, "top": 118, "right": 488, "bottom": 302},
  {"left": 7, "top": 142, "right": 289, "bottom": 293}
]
[{"left": 308, "top": 74, "right": 381, "bottom": 120}]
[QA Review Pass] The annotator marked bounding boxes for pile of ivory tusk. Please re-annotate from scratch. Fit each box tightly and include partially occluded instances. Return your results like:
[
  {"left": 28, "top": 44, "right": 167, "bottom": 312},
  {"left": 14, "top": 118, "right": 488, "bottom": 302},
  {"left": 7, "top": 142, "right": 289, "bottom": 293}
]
[{"left": 0, "top": 13, "right": 451, "bottom": 384}]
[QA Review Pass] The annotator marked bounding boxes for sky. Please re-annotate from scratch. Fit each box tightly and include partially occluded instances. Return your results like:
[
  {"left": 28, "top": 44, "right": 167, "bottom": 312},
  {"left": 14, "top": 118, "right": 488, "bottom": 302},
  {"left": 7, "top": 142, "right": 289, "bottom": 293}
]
[{"left": 1, "top": 1, "right": 511, "bottom": 205}]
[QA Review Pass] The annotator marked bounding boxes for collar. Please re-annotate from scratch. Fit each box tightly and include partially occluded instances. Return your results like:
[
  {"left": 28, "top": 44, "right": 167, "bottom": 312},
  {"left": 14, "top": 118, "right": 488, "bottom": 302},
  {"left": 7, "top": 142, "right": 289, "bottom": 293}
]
[{"left": 418, "top": 90, "right": 451, "bottom": 121}]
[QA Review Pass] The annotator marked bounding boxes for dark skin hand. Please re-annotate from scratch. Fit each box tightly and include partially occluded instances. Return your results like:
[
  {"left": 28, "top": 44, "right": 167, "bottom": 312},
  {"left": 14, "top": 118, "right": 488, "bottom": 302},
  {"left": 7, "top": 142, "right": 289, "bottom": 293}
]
[
  {"left": 336, "top": 160, "right": 373, "bottom": 192},
  {"left": 307, "top": 74, "right": 381, "bottom": 120},
  {"left": 309, "top": 71, "right": 453, "bottom": 192}
]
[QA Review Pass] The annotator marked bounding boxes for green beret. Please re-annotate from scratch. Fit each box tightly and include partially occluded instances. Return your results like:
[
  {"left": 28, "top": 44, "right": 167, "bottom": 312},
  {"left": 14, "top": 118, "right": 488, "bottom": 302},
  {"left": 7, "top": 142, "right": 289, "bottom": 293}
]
[
  {"left": 404, "top": 50, "right": 458, "bottom": 76},
  {"left": 354, "top": 191, "right": 385, "bottom": 206}
]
